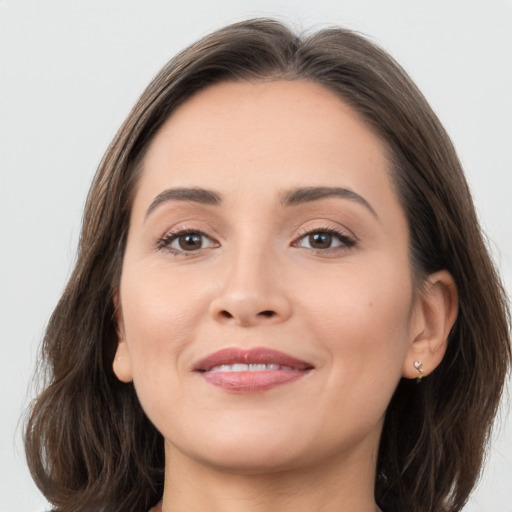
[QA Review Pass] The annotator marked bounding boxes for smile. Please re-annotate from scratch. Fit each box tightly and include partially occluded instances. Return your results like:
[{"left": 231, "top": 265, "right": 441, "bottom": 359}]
[
  {"left": 193, "top": 347, "right": 314, "bottom": 392},
  {"left": 209, "top": 363, "right": 296, "bottom": 372}
]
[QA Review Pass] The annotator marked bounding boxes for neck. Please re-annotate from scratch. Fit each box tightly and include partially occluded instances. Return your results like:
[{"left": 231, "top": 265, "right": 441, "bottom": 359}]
[{"left": 158, "top": 441, "right": 381, "bottom": 512}]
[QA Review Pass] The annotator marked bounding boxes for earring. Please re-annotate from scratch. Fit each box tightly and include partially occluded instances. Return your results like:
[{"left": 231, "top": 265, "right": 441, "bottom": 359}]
[{"left": 413, "top": 360, "right": 424, "bottom": 383}]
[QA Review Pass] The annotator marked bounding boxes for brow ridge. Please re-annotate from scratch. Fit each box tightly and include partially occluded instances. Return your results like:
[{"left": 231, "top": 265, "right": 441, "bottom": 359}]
[
  {"left": 145, "top": 185, "right": 377, "bottom": 219},
  {"left": 280, "top": 186, "right": 377, "bottom": 218},
  {"left": 145, "top": 187, "right": 221, "bottom": 219}
]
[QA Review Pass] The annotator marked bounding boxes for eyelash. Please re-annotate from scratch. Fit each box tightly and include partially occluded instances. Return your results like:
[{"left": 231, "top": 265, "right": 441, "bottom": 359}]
[
  {"left": 291, "top": 226, "right": 356, "bottom": 253},
  {"left": 156, "top": 226, "right": 356, "bottom": 256},
  {"left": 156, "top": 228, "right": 218, "bottom": 255}
]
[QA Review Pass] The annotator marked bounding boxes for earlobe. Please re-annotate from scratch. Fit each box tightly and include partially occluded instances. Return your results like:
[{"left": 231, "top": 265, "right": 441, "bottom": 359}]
[
  {"left": 113, "top": 341, "right": 133, "bottom": 383},
  {"left": 112, "top": 294, "right": 133, "bottom": 383},
  {"left": 402, "top": 270, "right": 458, "bottom": 380}
]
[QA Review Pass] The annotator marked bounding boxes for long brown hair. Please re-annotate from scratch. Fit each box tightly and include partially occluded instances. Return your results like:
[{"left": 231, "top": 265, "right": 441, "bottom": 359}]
[{"left": 25, "top": 18, "right": 511, "bottom": 512}]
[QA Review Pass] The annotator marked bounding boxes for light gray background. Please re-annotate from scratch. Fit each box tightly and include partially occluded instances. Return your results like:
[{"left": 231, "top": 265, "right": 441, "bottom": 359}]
[{"left": 1, "top": 1, "right": 511, "bottom": 511}]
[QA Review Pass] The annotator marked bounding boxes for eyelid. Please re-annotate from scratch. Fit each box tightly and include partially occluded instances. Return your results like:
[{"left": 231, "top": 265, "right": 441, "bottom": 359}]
[
  {"left": 153, "top": 220, "right": 357, "bottom": 255},
  {"left": 156, "top": 226, "right": 220, "bottom": 254},
  {"left": 291, "top": 223, "right": 357, "bottom": 252},
  {"left": 293, "top": 220, "right": 357, "bottom": 240}
]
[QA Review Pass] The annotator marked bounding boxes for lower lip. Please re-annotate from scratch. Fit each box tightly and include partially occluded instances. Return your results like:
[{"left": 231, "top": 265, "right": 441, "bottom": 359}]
[{"left": 200, "top": 370, "right": 308, "bottom": 392}]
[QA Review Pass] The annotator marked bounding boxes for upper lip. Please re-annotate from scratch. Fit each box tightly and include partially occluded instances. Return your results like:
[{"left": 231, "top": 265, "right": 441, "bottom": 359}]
[{"left": 193, "top": 347, "right": 314, "bottom": 372}]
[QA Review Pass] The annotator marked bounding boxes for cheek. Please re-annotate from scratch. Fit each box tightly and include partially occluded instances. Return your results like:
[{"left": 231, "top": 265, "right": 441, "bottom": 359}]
[
  {"left": 119, "top": 263, "right": 209, "bottom": 377},
  {"left": 294, "top": 260, "right": 413, "bottom": 374}
]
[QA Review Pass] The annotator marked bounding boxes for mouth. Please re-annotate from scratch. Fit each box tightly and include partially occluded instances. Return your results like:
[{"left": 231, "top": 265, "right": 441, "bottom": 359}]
[{"left": 193, "top": 347, "right": 314, "bottom": 393}]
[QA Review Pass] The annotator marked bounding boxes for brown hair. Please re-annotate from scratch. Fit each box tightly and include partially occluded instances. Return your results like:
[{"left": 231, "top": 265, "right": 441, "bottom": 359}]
[{"left": 25, "top": 18, "right": 511, "bottom": 512}]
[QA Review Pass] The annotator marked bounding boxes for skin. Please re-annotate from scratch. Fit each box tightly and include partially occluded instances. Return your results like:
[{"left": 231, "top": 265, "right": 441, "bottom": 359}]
[{"left": 113, "top": 80, "right": 457, "bottom": 512}]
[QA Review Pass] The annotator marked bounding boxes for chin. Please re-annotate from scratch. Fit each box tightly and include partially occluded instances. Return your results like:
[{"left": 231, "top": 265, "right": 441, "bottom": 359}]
[
  {"left": 164, "top": 418, "right": 316, "bottom": 473},
  {"left": 188, "top": 445, "right": 309, "bottom": 476}
]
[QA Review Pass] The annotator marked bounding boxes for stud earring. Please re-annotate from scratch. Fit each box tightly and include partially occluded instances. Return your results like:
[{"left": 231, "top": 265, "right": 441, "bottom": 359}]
[{"left": 413, "top": 360, "right": 424, "bottom": 383}]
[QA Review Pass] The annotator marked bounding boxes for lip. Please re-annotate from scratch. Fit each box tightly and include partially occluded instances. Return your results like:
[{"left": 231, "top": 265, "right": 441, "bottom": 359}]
[{"left": 193, "top": 347, "right": 314, "bottom": 393}]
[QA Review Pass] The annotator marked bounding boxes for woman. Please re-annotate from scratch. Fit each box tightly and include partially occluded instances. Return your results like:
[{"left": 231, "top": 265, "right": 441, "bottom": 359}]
[{"left": 24, "top": 18, "right": 511, "bottom": 512}]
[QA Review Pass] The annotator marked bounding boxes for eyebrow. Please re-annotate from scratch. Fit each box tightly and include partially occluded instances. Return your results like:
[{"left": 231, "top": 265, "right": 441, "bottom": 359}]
[
  {"left": 145, "top": 187, "right": 221, "bottom": 219},
  {"left": 145, "top": 185, "right": 377, "bottom": 219},
  {"left": 280, "top": 186, "right": 378, "bottom": 218}
]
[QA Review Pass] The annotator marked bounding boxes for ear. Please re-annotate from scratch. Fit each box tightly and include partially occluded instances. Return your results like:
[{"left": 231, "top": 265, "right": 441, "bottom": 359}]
[
  {"left": 112, "top": 293, "right": 133, "bottom": 383},
  {"left": 402, "top": 270, "right": 458, "bottom": 380}
]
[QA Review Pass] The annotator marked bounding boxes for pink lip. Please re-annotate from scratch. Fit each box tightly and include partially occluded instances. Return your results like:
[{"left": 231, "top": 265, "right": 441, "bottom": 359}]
[{"left": 193, "top": 347, "right": 314, "bottom": 393}]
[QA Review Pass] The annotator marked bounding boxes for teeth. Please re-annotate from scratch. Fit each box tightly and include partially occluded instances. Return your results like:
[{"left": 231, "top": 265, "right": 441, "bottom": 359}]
[{"left": 209, "top": 363, "right": 293, "bottom": 372}]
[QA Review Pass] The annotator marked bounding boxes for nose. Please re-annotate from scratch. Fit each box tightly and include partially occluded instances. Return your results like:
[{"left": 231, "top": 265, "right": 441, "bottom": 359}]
[{"left": 209, "top": 247, "right": 292, "bottom": 327}]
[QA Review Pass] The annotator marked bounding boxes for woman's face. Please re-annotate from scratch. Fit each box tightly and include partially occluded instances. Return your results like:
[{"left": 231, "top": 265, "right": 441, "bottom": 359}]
[{"left": 115, "top": 80, "right": 423, "bottom": 473}]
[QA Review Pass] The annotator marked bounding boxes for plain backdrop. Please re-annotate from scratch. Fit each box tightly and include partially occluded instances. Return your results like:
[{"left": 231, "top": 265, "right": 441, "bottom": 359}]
[{"left": 1, "top": 1, "right": 511, "bottom": 511}]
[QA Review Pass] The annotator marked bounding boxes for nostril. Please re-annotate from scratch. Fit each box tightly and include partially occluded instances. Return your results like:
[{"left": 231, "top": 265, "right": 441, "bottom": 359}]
[
  {"left": 259, "top": 310, "right": 276, "bottom": 317},
  {"left": 220, "top": 310, "right": 233, "bottom": 319}
]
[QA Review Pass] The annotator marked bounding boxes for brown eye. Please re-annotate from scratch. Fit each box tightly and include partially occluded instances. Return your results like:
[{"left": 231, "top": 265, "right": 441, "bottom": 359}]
[
  {"left": 178, "top": 233, "right": 203, "bottom": 251},
  {"left": 294, "top": 229, "right": 355, "bottom": 252},
  {"left": 308, "top": 232, "right": 333, "bottom": 249},
  {"left": 158, "top": 230, "right": 218, "bottom": 254}
]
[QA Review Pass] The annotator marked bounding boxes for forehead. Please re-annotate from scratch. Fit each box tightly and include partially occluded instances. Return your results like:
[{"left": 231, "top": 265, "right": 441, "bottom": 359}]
[
  {"left": 145, "top": 79, "right": 387, "bottom": 173},
  {"left": 133, "top": 79, "right": 401, "bottom": 225}
]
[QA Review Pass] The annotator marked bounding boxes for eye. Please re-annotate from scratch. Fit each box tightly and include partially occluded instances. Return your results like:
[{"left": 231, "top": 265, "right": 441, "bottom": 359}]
[
  {"left": 157, "top": 229, "right": 219, "bottom": 254},
  {"left": 293, "top": 229, "right": 355, "bottom": 251}
]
